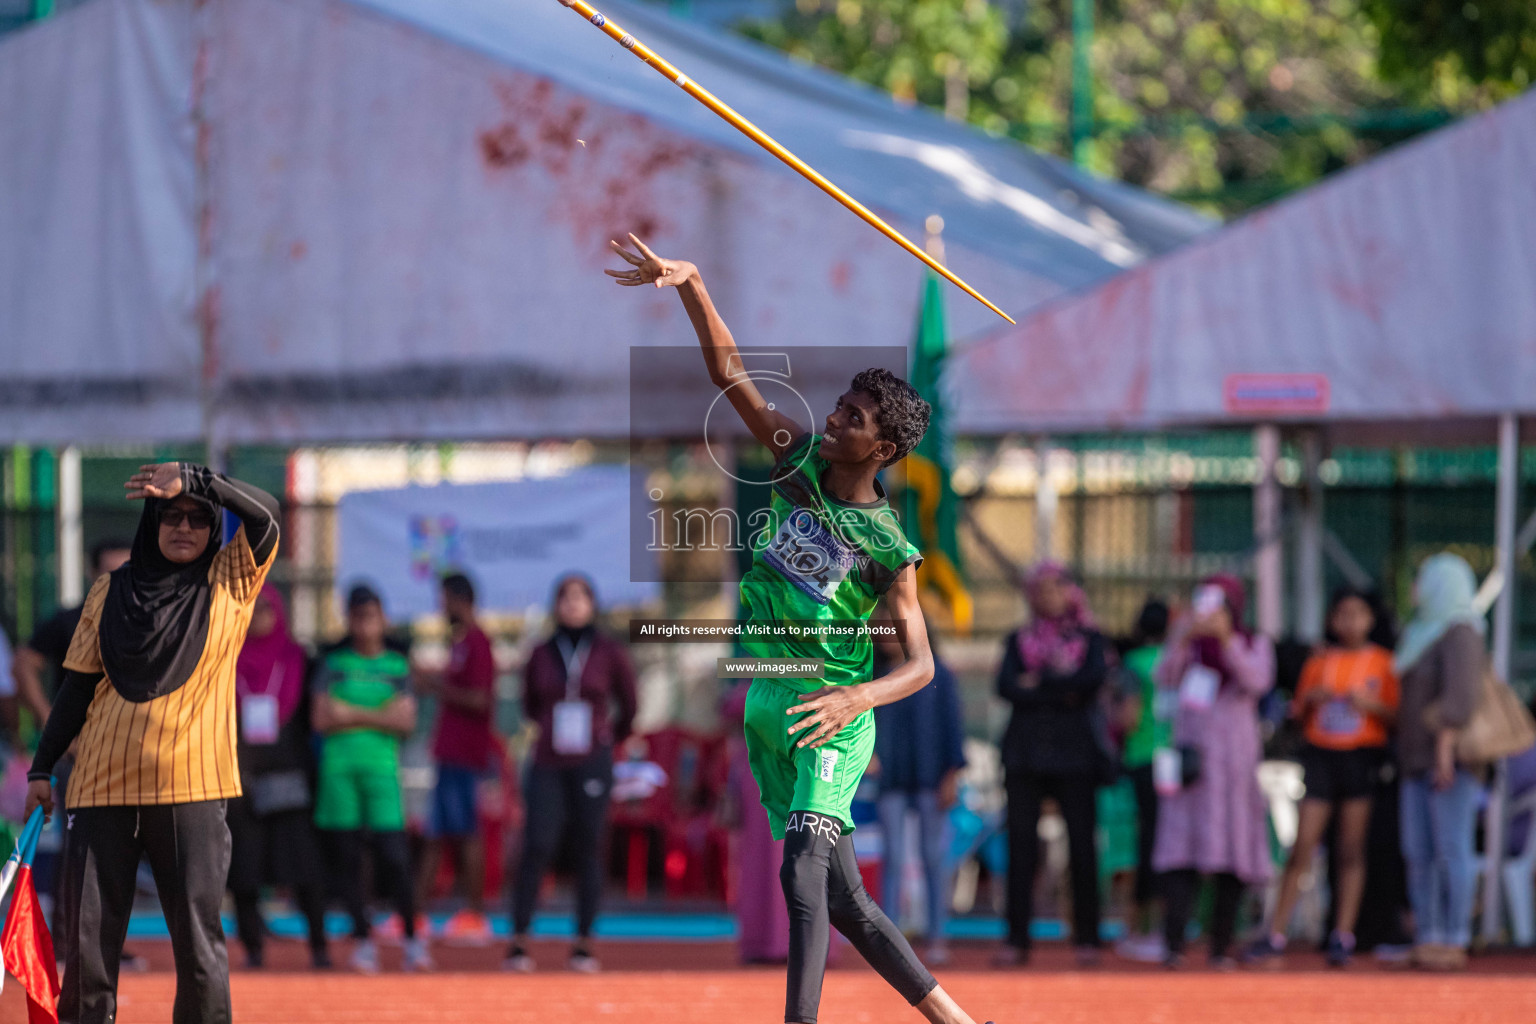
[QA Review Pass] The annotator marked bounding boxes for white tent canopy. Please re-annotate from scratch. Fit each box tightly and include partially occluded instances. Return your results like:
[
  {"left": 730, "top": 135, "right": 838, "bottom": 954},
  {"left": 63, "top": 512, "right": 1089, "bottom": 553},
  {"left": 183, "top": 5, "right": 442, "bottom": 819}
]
[
  {"left": 0, "top": 0, "right": 1208, "bottom": 445},
  {"left": 949, "top": 88, "right": 1536, "bottom": 440}
]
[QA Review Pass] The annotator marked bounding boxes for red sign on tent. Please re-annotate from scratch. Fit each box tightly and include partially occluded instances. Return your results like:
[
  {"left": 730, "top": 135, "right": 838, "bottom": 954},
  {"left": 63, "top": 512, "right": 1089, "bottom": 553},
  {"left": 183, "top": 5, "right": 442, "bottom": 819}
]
[{"left": 1223, "top": 374, "right": 1331, "bottom": 415}]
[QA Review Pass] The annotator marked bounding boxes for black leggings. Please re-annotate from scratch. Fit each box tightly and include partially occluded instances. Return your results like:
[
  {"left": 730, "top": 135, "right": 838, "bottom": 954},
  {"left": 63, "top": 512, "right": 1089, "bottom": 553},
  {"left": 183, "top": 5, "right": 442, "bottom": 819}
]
[
  {"left": 1129, "top": 765, "right": 1160, "bottom": 909},
  {"left": 323, "top": 830, "right": 416, "bottom": 940},
  {"left": 512, "top": 756, "right": 612, "bottom": 940},
  {"left": 781, "top": 811, "right": 936, "bottom": 1024},
  {"left": 1004, "top": 771, "right": 1101, "bottom": 950},
  {"left": 231, "top": 887, "right": 327, "bottom": 963},
  {"left": 1162, "top": 869, "right": 1245, "bottom": 959}
]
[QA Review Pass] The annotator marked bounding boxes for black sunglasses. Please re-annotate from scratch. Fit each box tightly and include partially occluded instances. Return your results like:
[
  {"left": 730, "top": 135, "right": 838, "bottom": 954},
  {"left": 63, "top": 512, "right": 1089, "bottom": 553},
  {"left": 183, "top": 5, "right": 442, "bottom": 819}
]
[{"left": 159, "top": 507, "right": 215, "bottom": 530}]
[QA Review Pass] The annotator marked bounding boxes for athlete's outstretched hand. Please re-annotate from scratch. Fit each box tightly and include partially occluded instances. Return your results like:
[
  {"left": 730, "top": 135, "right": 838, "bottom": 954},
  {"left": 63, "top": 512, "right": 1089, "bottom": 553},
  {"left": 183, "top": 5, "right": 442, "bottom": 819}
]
[
  {"left": 786, "top": 685, "right": 875, "bottom": 750},
  {"left": 607, "top": 234, "right": 695, "bottom": 289}
]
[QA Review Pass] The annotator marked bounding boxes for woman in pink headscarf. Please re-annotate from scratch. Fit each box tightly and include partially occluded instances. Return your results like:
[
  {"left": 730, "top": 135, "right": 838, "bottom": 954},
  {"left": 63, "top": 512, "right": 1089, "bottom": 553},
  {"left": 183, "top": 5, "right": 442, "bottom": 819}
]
[
  {"left": 227, "top": 586, "right": 331, "bottom": 969},
  {"left": 994, "top": 563, "right": 1109, "bottom": 966},
  {"left": 1152, "top": 575, "right": 1275, "bottom": 968}
]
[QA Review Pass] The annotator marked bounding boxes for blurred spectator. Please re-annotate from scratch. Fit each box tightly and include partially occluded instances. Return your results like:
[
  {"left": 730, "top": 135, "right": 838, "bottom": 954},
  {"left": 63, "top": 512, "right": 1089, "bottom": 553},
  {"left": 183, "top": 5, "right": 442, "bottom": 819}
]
[
  {"left": 0, "top": 626, "right": 17, "bottom": 740},
  {"left": 13, "top": 540, "right": 132, "bottom": 727},
  {"left": 994, "top": 562, "right": 1109, "bottom": 966},
  {"left": 505, "top": 574, "right": 636, "bottom": 975},
  {"left": 872, "top": 610, "right": 965, "bottom": 966},
  {"left": 722, "top": 680, "right": 791, "bottom": 963},
  {"left": 413, "top": 573, "right": 498, "bottom": 945},
  {"left": 1153, "top": 575, "right": 1275, "bottom": 968},
  {"left": 1507, "top": 729, "right": 1536, "bottom": 857},
  {"left": 10, "top": 539, "right": 137, "bottom": 970},
  {"left": 313, "top": 585, "right": 428, "bottom": 974},
  {"left": 1114, "top": 597, "right": 1171, "bottom": 963},
  {"left": 1393, "top": 554, "right": 1485, "bottom": 971},
  {"left": 228, "top": 586, "right": 329, "bottom": 969},
  {"left": 1245, "top": 587, "right": 1399, "bottom": 968}
]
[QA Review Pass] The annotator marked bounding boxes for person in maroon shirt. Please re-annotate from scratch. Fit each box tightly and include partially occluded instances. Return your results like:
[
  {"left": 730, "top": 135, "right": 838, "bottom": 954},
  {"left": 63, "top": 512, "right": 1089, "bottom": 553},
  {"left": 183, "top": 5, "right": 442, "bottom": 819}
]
[
  {"left": 504, "top": 574, "right": 637, "bottom": 974},
  {"left": 414, "top": 573, "right": 499, "bottom": 944}
]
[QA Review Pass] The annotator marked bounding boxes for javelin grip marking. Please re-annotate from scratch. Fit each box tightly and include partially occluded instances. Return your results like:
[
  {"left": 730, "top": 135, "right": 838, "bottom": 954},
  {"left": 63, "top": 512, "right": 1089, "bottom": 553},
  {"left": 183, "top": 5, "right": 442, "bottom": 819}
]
[{"left": 554, "top": 0, "right": 1014, "bottom": 323}]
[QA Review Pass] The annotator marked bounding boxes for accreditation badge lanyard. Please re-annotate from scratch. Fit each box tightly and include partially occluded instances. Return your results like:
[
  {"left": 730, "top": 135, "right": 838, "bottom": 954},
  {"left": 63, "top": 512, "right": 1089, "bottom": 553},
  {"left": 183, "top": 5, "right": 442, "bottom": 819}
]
[
  {"left": 552, "top": 635, "right": 595, "bottom": 756},
  {"left": 239, "top": 664, "right": 284, "bottom": 745}
]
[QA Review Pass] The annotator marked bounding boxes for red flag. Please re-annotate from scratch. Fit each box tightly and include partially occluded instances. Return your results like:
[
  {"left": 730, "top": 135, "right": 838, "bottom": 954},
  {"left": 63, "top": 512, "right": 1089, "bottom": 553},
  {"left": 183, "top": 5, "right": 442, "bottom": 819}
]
[{"left": 2, "top": 862, "right": 59, "bottom": 1024}]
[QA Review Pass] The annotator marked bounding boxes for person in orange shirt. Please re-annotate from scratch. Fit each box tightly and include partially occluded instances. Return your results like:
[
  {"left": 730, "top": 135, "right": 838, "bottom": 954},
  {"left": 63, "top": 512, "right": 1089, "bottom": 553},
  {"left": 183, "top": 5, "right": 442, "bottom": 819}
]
[{"left": 1245, "top": 587, "right": 1400, "bottom": 969}]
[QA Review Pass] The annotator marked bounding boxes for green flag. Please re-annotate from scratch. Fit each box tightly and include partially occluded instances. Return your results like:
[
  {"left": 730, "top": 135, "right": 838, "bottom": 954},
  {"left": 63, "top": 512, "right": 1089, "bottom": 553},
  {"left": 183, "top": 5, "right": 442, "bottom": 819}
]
[{"left": 902, "top": 272, "right": 972, "bottom": 631}]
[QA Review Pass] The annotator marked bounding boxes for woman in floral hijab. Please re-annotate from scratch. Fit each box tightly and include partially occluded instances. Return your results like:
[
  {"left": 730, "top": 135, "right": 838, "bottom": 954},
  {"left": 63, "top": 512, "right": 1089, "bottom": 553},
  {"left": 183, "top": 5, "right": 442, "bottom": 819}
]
[{"left": 994, "top": 562, "right": 1109, "bottom": 966}]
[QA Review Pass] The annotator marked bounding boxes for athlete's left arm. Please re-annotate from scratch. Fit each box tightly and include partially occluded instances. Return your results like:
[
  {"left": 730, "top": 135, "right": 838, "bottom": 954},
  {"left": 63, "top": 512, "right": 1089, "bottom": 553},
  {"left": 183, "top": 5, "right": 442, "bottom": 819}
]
[{"left": 786, "top": 565, "right": 933, "bottom": 750}]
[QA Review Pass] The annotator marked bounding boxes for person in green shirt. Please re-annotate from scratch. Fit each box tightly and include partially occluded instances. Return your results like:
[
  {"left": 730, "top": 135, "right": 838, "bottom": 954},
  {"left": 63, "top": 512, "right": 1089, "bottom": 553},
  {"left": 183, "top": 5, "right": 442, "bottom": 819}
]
[
  {"left": 609, "top": 236, "right": 988, "bottom": 1024},
  {"left": 313, "top": 585, "right": 430, "bottom": 974},
  {"left": 1115, "top": 597, "right": 1171, "bottom": 962}
]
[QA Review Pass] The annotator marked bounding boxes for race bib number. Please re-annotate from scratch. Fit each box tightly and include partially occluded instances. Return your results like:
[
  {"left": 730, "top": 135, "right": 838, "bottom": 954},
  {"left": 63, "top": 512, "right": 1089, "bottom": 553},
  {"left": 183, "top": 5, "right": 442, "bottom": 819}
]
[
  {"left": 1317, "top": 698, "right": 1363, "bottom": 737},
  {"left": 552, "top": 700, "right": 594, "bottom": 756},
  {"left": 241, "top": 693, "right": 280, "bottom": 745},
  {"left": 1179, "top": 664, "right": 1220, "bottom": 710},
  {"left": 762, "top": 509, "right": 856, "bottom": 605}
]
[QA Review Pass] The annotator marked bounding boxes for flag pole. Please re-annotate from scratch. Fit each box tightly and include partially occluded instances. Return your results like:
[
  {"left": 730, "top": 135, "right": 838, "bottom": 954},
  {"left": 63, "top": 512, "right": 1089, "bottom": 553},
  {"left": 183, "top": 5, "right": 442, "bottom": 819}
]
[
  {"left": 0, "top": 809, "right": 45, "bottom": 906},
  {"left": 553, "top": 0, "right": 1015, "bottom": 325}
]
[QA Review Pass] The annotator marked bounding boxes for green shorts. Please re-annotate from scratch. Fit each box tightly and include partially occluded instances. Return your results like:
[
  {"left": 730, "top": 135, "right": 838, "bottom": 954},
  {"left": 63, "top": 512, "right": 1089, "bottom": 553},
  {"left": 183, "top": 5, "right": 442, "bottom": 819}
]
[
  {"left": 314, "top": 764, "right": 404, "bottom": 832},
  {"left": 743, "top": 677, "right": 876, "bottom": 840}
]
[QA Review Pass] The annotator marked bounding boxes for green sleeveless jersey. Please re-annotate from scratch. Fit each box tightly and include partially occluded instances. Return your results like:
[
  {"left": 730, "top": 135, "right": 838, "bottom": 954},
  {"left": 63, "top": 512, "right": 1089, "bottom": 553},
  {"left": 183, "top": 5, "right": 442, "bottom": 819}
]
[{"left": 738, "top": 433, "right": 922, "bottom": 685}]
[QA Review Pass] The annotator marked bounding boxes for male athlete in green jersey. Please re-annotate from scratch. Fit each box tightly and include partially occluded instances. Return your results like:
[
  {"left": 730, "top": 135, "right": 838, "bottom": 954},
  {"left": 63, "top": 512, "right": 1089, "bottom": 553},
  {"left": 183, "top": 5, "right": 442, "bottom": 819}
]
[{"left": 611, "top": 236, "right": 987, "bottom": 1024}]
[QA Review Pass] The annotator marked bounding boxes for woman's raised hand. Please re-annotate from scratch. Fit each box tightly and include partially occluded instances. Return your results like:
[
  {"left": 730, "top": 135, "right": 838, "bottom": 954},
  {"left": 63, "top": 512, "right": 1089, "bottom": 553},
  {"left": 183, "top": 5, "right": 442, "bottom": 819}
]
[{"left": 125, "top": 463, "right": 183, "bottom": 501}]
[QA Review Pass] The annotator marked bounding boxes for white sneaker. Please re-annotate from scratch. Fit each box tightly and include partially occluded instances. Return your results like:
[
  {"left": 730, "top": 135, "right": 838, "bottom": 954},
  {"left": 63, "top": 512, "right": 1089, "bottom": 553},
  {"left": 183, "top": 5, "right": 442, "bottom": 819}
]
[
  {"left": 1116, "top": 934, "right": 1167, "bottom": 964},
  {"left": 569, "top": 949, "right": 601, "bottom": 974},
  {"left": 350, "top": 940, "right": 381, "bottom": 975},
  {"left": 503, "top": 949, "right": 536, "bottom": 973},
  {"left": 403, "top": 937, "right": 435, "bottom": 972}
]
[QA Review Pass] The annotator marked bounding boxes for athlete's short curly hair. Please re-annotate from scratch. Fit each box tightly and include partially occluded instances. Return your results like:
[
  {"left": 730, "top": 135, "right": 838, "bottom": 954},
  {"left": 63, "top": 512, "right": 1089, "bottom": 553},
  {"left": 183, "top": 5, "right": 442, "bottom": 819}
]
[{"left": 849, "top": 368, "right": 930, "bottom": 467}]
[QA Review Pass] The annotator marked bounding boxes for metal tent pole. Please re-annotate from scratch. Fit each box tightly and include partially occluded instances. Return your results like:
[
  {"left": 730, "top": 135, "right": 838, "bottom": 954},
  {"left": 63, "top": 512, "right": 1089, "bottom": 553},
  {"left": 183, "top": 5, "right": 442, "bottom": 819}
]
[
  {"left": 56, "top": 446, "right": 83, "bottom": 607},
  {"left": 1254, "top": 425, "right": 1284, "bottom": 637},
  {"left": 1035, "top": 436, "right": 1057, "bottom": 565},
  {"left": 1481, "top": 413, "right": 1520, "bottom": 943},
  {"left": 1296, "top": 429, "right": 1325, "bottom": 643}
]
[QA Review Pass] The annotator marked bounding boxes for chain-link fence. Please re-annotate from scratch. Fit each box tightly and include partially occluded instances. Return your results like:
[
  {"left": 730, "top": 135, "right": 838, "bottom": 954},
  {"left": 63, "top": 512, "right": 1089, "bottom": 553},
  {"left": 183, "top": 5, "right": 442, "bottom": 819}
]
[{"left": 4, "top": 438, "right": 1534, "bottom": 743}]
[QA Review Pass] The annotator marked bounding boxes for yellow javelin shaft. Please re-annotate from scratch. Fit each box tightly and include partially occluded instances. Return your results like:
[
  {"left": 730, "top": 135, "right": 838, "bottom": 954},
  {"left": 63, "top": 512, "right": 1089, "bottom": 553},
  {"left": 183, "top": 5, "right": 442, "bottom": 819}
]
[{"left": 556, "top": 0, "right": 1015, "bottom": 325}]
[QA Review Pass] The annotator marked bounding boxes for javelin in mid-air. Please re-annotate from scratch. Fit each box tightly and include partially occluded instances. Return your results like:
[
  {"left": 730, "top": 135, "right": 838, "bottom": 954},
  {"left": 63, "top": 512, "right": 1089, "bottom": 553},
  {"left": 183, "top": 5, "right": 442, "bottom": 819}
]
[{"left": 552, "top": 0, "right": 1015, "bottom": 324}]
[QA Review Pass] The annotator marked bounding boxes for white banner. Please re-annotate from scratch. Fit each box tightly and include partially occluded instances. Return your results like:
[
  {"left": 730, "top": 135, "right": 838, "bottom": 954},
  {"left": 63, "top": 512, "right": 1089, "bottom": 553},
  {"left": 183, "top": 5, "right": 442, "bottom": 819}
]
[{"left": 336, "top": 468, "right": 659, "bottom": 619}]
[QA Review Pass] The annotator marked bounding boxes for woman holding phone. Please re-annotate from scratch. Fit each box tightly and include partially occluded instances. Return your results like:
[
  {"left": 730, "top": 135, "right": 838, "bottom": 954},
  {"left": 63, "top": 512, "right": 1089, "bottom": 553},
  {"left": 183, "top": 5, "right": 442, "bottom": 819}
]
[{"left": 1151, "top": 575, "right": 1275, "bottom": 968}]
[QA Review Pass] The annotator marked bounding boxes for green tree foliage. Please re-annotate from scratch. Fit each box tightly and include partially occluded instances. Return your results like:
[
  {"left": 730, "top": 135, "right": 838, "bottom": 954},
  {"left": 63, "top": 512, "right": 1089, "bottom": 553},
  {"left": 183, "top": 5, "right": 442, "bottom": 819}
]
[
  {"left": 738, "top": 0, "right": 1492, "bottom": 215},
  {"left": 1363, "top": 0, "right": 1535, "bottom": 97},
  {"left": 991, "top": 0, "right": 1408, "bottom": 211},
  {"left": 740, "top": 0, "right": 1009, "bottom": 119}
]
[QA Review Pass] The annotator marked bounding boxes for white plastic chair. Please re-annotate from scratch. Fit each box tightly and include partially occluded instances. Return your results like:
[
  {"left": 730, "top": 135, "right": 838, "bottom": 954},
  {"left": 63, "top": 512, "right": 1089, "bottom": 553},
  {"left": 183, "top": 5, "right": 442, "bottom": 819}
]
[{"left": 1500, "top": 785, "right": 1536, "bottom": 947}]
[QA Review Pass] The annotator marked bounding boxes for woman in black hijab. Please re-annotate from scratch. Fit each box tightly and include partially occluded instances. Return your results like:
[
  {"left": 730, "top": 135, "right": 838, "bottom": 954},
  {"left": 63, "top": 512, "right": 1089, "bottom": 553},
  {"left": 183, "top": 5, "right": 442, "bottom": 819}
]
[
  {"left": 25, "top": 462, "right": 280, "bottom": 1024},
  {"left": 505, "top": 574, "right": 637, "bottom": 974}
]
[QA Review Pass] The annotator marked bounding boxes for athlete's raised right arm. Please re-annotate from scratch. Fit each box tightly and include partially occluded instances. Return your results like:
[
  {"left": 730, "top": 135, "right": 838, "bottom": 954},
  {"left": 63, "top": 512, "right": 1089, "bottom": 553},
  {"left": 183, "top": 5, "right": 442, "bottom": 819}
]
[{"left": 608, "top": 234, "right": 800, "bottom": 459}]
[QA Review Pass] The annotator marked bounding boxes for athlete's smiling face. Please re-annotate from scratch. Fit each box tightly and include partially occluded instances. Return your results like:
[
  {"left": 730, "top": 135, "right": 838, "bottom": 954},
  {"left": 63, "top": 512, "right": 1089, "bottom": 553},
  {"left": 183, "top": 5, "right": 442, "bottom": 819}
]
[{"left": 818, "top": 390, "right": 895, "bottom": 466}]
